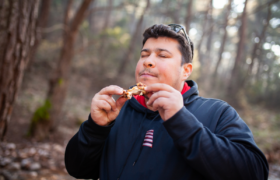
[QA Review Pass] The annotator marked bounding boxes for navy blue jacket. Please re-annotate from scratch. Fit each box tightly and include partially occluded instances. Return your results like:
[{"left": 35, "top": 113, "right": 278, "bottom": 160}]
[{"left": 65, "top": 80, "right": 269, "bottom": 180}]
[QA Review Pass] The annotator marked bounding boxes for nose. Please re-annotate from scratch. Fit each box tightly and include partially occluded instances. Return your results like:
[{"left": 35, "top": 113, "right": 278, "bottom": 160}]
[{"left": 143, "top": 54, "right": 155, "bottom": 68}]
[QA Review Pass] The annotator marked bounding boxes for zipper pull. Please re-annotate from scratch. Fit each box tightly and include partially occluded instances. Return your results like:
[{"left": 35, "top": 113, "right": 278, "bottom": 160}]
[{"left": 133, "top": 162, "right": 136, "bottom": 166}]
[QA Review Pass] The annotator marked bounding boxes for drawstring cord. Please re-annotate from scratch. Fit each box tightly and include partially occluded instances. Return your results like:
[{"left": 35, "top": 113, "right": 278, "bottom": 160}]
[
  {"left": 133, "top": 113, "right": 160, "bottom": 166},
  {"left": 117, "top": 111, "right": 148, "bottom": 180}
]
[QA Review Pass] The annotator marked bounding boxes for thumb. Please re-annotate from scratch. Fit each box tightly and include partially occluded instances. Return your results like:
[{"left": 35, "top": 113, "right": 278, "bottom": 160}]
[{"left": 116, "top": 96, "right": 128, "bottom": 110}]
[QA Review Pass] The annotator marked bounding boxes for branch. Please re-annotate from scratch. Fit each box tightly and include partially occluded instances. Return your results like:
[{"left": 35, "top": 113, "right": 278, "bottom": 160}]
[
  {"left": 70, "top": 0, "right": 93, "bottom": 32},
  {"left": 64, "top": 0, "right": 73, "bottom": 26}
]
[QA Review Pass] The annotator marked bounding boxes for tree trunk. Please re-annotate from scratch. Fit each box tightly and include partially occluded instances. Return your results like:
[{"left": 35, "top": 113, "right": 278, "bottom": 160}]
[
  {"left": 197, "top": 0, "right": 211, "bottom": 66},
  {"left": 0, "top": 0, "right": 40, "bottom": 141},
  {"left": 248, "top": 6, "right": 271, "bottom": 76},
  {"left": 29, "top": 0, "right": 93, "bottom": 138},
  {"left": 87, "top": 1, "right": 96, "bottom": 32},
  {"left": 27, "top": 0, "right": 52, "bottom": 69},
  {"left": 102, "top": 0, "right": 113, "bottom": 31},
  {"left": 196, "top": 0, "right": 212, "bottom": 85},
  {"left": 174, "top": 0, "right": 182, "bottom": 23},
  {"left": 213, "top": 0, "right": 232, "bottom": 78},
  {"left": 48, "top": 0, "right": 93, "bottom": 129},
  {"left": 117, "top": 0, "right": 150, "bottom": 76},
  {"left": 185, "top": 0, "right": 193, "bottom": 33},
  {"left": 226, "top": 0, "right": 248, "bottom": 104},
  {"left": 98, "top": 0, "right": 113, "bottom": 69},
  {"left": 204, "top": 0, "right": 213, "bottom": 65},
  {"left": 128, "top": 3, "right": 139, "bottom": 34},
  {"left": 206, "top": 0, "right": 213, "bottom": 51}
]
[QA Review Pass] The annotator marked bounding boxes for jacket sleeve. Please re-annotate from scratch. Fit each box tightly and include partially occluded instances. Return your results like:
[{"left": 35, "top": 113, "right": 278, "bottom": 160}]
[
  {"left": 64, "top": 114, "right": 114, "bottom": 179},
  {"left": 162, "top": 105, "right": 269, "bottom": 180}
]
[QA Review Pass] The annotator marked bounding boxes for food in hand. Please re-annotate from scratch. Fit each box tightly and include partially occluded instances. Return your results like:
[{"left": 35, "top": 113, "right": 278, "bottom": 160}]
[{"left": 122, "top": 82, "right": 146, "bottom": 99}]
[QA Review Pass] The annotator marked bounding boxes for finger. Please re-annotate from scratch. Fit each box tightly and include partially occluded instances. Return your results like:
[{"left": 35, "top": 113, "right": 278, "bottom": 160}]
[
  {"left": 99, "top": 85, "right": 123, "bottom": 96},
  {"left": 98, "top": 95, "right": 117, "bottom": 111},
  {"left": 152, "top": 97, "right": 168, "bottom": 111},
  {"left": 145, "top": 83, "right": 174, "bottom": 93},
  {"left": 147, "top": 91, "right": 171, "bottom": 106},
  {"left": 116, "top": 96, "right": 128, "bottom": 110},
  {"left": 96, "top": 100, "right": 112, "bottom": 112}
]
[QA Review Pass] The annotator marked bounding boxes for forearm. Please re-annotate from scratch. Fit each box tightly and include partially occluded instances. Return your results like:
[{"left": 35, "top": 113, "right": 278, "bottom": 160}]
[
  {"left": 163, "top": 107, "right": 268, "bottom": 180},
  {"left": 65, "top": 114, "right": 114, "bottom": 179}
]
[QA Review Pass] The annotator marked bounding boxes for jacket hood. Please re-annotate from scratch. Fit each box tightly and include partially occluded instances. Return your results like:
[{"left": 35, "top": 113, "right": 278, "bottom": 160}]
[
  {"left": 183, "top": 80, "right": 199, "bottom": 105},
  {"left": 128, "top": 80, "right": 200, "bottom": 118}
]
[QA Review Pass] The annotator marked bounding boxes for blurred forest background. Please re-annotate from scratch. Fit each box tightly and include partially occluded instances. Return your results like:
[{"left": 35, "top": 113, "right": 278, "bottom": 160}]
[{"left": 0, "top": 0, "right": 280, "bottom": 179}]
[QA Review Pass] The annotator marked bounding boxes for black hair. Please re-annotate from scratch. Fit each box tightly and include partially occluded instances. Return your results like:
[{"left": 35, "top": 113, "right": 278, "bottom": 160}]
[{"left": 142, "top": 24, "right": 193, "bottom": 65}]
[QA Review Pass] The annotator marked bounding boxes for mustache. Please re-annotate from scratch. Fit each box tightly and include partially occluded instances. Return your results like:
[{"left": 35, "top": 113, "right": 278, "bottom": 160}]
[{"left": 138, "top": 68, "right": 158, "bottom": 76}]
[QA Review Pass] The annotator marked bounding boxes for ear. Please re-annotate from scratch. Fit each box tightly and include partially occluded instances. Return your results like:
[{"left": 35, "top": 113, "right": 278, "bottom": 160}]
[{"left": 181, "top": 63, "right": 193, "bottom": 81}]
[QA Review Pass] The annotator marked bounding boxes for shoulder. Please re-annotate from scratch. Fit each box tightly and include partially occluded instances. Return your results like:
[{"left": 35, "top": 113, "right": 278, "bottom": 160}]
[
  {"left": 189, "top": 96, "right": 231, "bottom": 111},
  {"left": 187, "top": 96, "right": 242, "bottom": 129}
]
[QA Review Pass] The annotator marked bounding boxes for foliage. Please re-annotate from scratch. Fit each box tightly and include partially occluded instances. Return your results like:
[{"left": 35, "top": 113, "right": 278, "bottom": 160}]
[{"left": 27, "top": 100, "right": 52, "bottom": 137}]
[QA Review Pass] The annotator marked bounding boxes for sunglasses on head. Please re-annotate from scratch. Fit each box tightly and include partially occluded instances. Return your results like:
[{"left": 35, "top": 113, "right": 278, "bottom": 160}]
[{"left": 168, "top": 24, "right": 194, "bottom": 59}]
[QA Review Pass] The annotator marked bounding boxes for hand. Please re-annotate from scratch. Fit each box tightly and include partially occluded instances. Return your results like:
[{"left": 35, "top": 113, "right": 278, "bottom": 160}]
[
  {"left": 91, "top": 85, "right": 127, "bottom": 126},
  {"left": 145, "top": 83, "right": 183, "bottom": 121}
]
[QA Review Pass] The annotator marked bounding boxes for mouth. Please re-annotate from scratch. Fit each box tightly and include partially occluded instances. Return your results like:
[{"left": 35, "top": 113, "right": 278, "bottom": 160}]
[{"left": 140, "top": 72, "right": 157, "bottom": 78}]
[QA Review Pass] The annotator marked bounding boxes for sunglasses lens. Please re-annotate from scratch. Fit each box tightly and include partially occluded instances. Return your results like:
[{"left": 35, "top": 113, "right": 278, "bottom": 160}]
[
  {"left": 175, "top": 26, "right": 181, "bottom": 32},
  {"left": 170, "top": 25, "right": 181, "bottom": 33}
]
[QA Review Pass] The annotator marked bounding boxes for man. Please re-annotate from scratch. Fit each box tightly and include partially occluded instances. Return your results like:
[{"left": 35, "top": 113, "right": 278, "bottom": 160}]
[{"left": 65, "top": 24, "right": 268, "bottom": 180}]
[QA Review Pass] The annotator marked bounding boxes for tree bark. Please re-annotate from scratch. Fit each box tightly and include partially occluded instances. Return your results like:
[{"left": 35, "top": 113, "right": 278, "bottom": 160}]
[
  {"left": 27, "top": 0, "right": 52, "bottom": 69},
  {"left": 102, "top": 0, "right": 113, "bottom": 31},
  {"left": 203, "top": 0, "right": 214, "bottom": 73},
  {"left": 185, "top": 0, "right": 193, "bottom": 33},
  {"left": 205, "top": 0, "right": 213, "bottom": 54},
  {"left": 0, "top": 0, "right": 40, "bottom": 141},
  {"left": 98, "top": 0, "right": 114, "bottom": 68},
  {"left": 29, "top": 0, "right": 93, "bottom": 138},
  {"left": 117, "top": 0, "right": 150, "bottom": 76},
  {"left": 87, "top": 1, "right": 96, "bottom": 32},
  {"left": 48, "top": 0, "right": 93, "bottom": 129},
  {"left": 196, "top": 0, "right": 212, "bottom": 85},
  {"left": 248, "top": 6, "right": 271, "bottom": 76},
  {"left": 227, "top": 0, "right": 248, "bottom": 104},
  {"left": 197, "top": 0, "right": 211, "bottom": 66},
  {"left": 213, "top": 0, "right": 232, "bottom": 78},
  {"left": 174, "top": 0, "right": 182, "bottom": 23}
]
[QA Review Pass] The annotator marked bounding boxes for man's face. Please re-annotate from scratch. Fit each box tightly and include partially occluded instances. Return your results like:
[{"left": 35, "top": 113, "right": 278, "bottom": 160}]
[{"left": 135, "top": 37, "right": 186, "bottom": 92}]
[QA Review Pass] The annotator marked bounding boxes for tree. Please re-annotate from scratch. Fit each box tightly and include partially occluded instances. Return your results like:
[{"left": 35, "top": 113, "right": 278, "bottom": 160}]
[
  {"left": 118, "top": 0, "right": 150, "bottom": 76},
  {"left": 28, "top": 0, "right": 52, "bottom": 69},
  {"left": 213, "top": 0, "right": 233, "bottom": 78},
  {"left": 98, "top": 0, "right": 114, "bottom": 69},
  {"left": 185, "top": 0, "right": 193, "bottom": 33},
  {"left": 0, "top": 0, "right": 40, "bottom": 141},
  {"left": 227, "top": 0, "right": 249, "bottom": 105},
  {"left": 29, "top": 0, "right": 93, "bottom": 138},
  {"left": 248, "top": 5, "right": 272, "bottom": 76},
  {"left": 205, "top": 0, "right": 214, "bottom": 64}
]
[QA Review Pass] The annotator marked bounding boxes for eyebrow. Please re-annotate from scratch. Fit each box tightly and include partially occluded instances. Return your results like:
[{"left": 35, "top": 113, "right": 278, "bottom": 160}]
[{"left": 140, "top": 48, "right": 172, "bottom": 55}]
